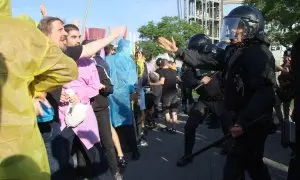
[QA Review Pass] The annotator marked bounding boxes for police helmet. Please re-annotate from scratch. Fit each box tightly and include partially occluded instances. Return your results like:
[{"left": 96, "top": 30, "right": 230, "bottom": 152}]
[
  {"left": 220, "top": 5, "right": 265, "bottom": 42},
  {"left": 156, "top": 58, "right": 163, "bottom": 67},
  {"left": 188, "top": 34, "right": 213, "bottom": 53}
]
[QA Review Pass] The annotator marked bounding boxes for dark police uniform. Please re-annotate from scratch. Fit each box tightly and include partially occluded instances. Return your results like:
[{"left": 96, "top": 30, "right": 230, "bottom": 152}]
[
  {"left": 176, "top": 39, "right": 275, "bottom": 180},
  {"left": 181, "top": 67, "right": 231, "bottom": 157},
  {"left": 181, "top": 63, "right": 195, "bottom": 113}
]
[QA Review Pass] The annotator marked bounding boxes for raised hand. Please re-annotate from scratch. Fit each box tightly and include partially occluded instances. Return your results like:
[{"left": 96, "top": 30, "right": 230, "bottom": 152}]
[
  {"left": 109, "top": 26, "right": 126, "bottom": 40},
  {"left": 40, "top": 4, "right": 47, "bottom": 17},
  {"left": 158, "top": 37, "right": 178, "bottom": 53},
  {"left": 73, "top": 19, "right": 80, "bottom": 27}
]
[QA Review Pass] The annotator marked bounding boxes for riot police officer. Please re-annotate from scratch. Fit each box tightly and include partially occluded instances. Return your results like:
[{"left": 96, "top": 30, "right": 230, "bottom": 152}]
[
  {"left": 159, "top": 5, "right": 275, "bottom": 180},
  {"left": 177, "top": 34, "right": 231, "bottom": 167}
]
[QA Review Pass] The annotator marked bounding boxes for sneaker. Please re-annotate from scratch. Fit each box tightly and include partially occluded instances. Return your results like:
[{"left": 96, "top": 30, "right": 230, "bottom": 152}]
[
  {"left": 160, "top": 127, "right": 169, "bottom": 132},
  {"left": 176, "top": 155, "right": 193, "bottom": 167},
  {"left": 168, "top": 128, "right": 177, "bottom": 134},
  {"left": 138, "top": 139, "right": 148, "bottom": 147},
  {"left": 147, "top": 122, "right": 157, "bottom": 129},
  {"left": 117, "top": 156, "right": 127, "bottom": 168}
]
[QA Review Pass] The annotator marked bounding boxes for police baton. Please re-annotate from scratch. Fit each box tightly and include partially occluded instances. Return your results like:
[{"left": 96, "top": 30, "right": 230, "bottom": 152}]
[
  {"left": 194, "top": 82, "right": 204, "bottom": 91},
  {"left": 185, "top": 113, "right": 269, "bottom": 160}
]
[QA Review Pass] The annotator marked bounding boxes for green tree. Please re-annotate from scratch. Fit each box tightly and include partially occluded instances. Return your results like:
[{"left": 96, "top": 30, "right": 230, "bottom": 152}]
[
  {"left": 244, "top": 0, "right": 300, "bottom": 46},
  {"left": 137, "top": 16, "right": 204, "bottom": 60}
]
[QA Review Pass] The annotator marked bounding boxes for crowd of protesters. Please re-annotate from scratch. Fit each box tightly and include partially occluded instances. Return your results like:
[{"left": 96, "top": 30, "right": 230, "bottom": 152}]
[{"left": 1, "top": 2, "right": 300, "bottom": 180}]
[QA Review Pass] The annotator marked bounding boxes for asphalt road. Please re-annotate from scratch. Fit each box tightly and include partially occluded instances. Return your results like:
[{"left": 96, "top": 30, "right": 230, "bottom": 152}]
[{"left": 122, "top": 113, "right": 291, "bottom": 180}]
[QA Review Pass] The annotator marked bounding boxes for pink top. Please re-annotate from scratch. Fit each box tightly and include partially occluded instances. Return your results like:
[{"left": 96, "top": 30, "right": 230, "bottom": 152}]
[
  {"left": 59, "top": 58, "right": 100, "bottom": 149},
  {"left": 146, "top": 62, "right": 154, "bottom": 73}
]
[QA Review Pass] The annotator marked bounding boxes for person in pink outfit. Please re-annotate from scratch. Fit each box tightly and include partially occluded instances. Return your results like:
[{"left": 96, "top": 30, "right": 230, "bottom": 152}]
[{"left": 59, "top": 57, "right": 107, "bottom": 179}]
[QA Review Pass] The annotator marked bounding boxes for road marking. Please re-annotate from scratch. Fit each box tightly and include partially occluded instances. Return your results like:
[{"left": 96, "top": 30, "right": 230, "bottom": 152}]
[
  {"left": 161, "top": 156, "right": 169, "bottom": 162},
  {"left": 155, "top": 137, "right": 162, "bottom": 142},
  {"left": 156, "top": 123, "right": 289, "bottom": 172}
]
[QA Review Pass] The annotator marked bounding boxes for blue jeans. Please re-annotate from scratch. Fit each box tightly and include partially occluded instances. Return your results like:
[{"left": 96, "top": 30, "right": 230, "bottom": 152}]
[{"left": 39, "top": 121, "right": 76, "bottom": 180}]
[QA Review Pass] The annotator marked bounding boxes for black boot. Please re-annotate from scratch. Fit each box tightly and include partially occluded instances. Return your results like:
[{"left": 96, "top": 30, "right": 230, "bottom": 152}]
[{"left": 176, "top": 155, "right": 193, "bottom": 167}]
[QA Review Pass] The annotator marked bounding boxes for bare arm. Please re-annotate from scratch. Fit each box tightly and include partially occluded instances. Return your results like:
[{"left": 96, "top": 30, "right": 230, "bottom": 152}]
[
  {"left": 80, "top": 26, "right": 126, "bottom": 58},
  {"left": 80, "top": 35, "right": 114, "bottom": 58}
]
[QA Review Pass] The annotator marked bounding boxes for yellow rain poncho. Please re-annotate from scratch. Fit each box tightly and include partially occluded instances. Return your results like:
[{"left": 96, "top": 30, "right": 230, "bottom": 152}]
[
  {"left": 0, "top": 1, "right": 78, "bottom": 179},
  {"left": 136, "top": 57, "right": 145, "bottom": 78}
]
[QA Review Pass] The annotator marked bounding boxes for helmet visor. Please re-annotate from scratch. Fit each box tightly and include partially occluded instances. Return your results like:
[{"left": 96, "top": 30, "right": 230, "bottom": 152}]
[
  {"left": 220, "top": 17, "right": 247, "bottom": 43},
  {"left": 216, "top": 41, "right": 229, "bottom": 50}
]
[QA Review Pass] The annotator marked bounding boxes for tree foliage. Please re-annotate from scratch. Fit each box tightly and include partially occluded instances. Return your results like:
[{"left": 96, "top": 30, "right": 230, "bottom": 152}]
[
  {"left": 137, "top": 16, "right": 204, "bottom": 60},
  {"left": 244, "top": 0, "right": 300, "bottom": 46}
]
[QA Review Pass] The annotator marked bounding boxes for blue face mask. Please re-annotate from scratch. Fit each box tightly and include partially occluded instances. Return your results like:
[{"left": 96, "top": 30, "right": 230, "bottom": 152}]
[{"left": 36, "top": 101, "right": 54, "bottom": 123}]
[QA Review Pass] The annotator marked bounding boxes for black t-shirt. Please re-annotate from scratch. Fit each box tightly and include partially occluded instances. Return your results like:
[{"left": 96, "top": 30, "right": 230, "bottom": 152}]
[
  {"left": 158, "top": 68, "right": 177, "bottom": 93},
  {"left": 65, "top": 45, "right": 83, "bottom": 61},
  {"left": 155, "top": 68, "right": 163, "bottom": 75},
  {"left": 43, "top": 45, "right": 82, "bottom": 125}
]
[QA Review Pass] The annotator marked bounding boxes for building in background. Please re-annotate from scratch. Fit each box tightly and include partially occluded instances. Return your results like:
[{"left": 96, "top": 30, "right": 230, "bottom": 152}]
[{"left": 181, "top": 0, "right": 243, "bottom": 43}]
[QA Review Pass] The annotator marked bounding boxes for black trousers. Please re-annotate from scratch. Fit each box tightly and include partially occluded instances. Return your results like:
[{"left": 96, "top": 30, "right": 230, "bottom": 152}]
[
  {"left": 76, "top": 141, "right": 109, "bottom": 180},
  {"left": 181, "top": 87, "right": 194, "bottom": 105},
  {"left": 223, "top": 121, "right": 272, "bottom": 180},
  {"left": 133, "top": 103, "right": 143, "bottom": 141},
  {"left": 94, "top": 108, "right": 119, "bottom": 175},
  {"left": 115, "top": 125, "right": 139, "bottom": 154},
  {"left": 58, "top": 128, "right": 108, "bottom": 180},
  {"left": 184, "top": 100, "right": 230, "bottom": 155}
]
